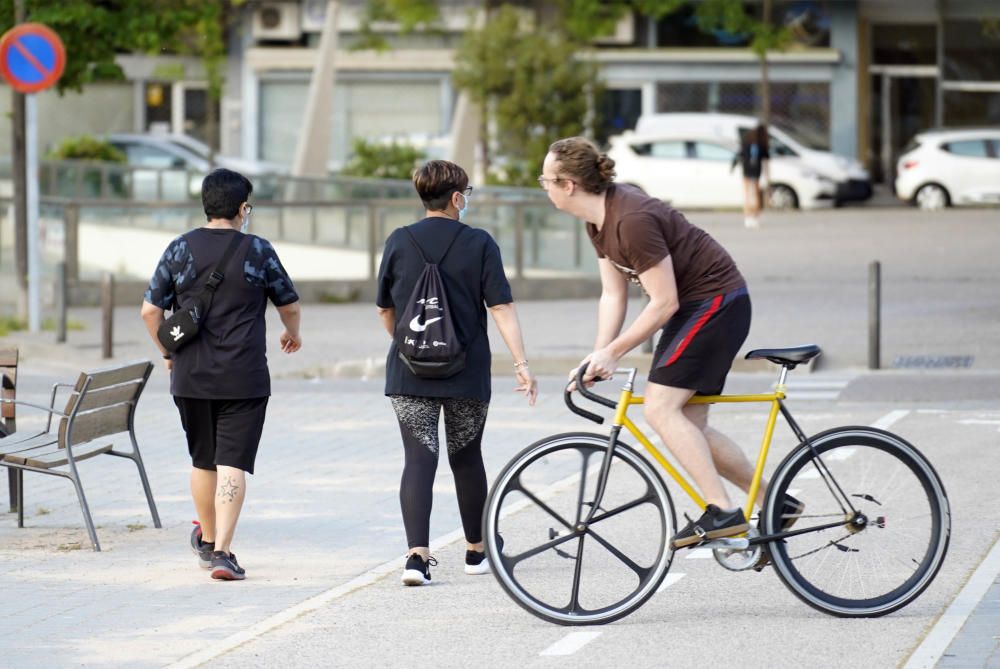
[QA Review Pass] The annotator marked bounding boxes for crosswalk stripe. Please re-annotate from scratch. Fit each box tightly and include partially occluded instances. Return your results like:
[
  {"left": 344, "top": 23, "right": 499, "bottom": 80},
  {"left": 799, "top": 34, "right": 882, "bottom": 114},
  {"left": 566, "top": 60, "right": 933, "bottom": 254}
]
[
  {"left": 540, "top": 631, "right": 602, "bottom": 656},
  {"left": 657, "top": 572, "right": 687, "bottom": 592}
]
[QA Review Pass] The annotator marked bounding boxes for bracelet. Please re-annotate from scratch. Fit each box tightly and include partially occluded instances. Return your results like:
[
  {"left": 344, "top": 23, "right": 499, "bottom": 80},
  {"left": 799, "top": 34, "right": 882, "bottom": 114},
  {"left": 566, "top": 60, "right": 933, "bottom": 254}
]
[{"left": 514, "top": 360, "right": 529, "bottom": 369}]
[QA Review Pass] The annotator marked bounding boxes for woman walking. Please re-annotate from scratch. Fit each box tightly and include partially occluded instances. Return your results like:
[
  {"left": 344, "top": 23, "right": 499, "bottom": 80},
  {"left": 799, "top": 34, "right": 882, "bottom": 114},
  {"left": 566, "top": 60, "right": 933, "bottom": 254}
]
[
  {"left": 732, "top": 123, "right": 770, "bottom": 228},
  {"left": 376, "top": 160, "right": 537, "bottom": 586}
]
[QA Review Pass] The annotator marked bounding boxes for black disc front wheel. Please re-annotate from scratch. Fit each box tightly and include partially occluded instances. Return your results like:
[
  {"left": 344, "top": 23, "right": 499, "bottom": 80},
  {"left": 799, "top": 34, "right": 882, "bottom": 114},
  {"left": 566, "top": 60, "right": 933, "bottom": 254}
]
[{"left": 483, "top": 433, "right": 676, "bottom": 625}]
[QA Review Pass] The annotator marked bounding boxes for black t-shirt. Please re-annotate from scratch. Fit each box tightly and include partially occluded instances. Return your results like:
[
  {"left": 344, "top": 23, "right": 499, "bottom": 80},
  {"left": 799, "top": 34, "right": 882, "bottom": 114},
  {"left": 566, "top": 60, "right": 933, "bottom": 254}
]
[
  {"left": 376, "top": 217, "right": 513, "bottom": 401},
  {"left": 144, "top": 228, "right": 299, "bottom": 399}
]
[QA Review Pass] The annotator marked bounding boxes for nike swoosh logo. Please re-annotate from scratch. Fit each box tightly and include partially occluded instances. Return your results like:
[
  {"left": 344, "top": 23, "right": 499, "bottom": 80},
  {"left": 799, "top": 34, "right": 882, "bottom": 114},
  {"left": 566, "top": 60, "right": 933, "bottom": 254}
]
[{"left": 409, "top": 316, "right": 443, "bottom": 332}]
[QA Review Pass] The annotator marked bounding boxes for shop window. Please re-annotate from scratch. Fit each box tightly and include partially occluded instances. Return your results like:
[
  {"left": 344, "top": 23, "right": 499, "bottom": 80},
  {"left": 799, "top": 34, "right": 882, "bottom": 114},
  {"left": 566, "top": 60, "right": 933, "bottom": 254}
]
[
  {"left": 943, "top": 20, "right": 1000, "bottom": 82},
  {"left": 873, "top": 24, "right": 937, "bottom": 65}
]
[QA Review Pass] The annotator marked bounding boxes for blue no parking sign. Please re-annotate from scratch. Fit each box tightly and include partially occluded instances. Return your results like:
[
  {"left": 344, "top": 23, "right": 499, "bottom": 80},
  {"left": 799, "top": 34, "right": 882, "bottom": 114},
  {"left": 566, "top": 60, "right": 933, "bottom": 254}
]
[{"left": 0, "top": 22, "right": 65, "bottom": 93}]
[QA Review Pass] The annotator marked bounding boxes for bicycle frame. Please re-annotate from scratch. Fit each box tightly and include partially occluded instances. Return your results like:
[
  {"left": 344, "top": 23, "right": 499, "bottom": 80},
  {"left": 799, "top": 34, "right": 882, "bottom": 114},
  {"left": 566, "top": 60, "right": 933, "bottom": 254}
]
[{"left": 579, "top": 366, "right": 858, "bottom": 534}]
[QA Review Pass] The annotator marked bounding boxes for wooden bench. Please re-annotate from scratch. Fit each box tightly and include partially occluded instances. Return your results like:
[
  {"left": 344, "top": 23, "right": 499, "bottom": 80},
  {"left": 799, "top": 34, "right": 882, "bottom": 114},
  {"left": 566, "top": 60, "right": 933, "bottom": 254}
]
[
  {"left": 0, "top": 360, "right": 162, "bottom": 551},
  {"left": 1, "top": 347, "right": 17, "bottom": 513}
]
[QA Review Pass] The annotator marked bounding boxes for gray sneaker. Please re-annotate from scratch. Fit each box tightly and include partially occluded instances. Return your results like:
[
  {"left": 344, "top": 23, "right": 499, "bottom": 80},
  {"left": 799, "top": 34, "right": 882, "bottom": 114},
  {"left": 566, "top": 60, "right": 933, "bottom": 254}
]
[
  {"left": 210, "top": 551, "right": 246, "bottom": 581},
  {"left": 190, "top": 521, "right": 214, "bottom": 569}
]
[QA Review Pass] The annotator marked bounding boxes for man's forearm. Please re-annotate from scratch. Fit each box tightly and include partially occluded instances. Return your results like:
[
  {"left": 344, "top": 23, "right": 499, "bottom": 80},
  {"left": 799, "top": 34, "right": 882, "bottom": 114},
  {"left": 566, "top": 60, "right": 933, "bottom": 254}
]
[
  {"left": 377, "top": 307, "right": 395, "bottom": 336},
  {"left": 607, "top": 298, "right": 676, "bottom": 359},
  {"left": 594, "top": 292, "right": 628, "bottom": 350}
]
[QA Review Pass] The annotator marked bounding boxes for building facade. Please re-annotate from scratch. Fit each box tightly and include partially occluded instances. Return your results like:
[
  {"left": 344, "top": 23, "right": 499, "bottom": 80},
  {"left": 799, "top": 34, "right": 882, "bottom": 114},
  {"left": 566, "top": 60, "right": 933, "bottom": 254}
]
[{"left": 3, "top": 0, "right": 998, "bottom": 184}]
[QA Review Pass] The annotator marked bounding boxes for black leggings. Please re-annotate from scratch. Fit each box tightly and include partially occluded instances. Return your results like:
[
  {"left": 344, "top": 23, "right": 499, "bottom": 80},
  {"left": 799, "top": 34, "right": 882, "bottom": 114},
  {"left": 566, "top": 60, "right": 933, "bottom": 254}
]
[{"left": 389, "top": 395, "right": 490, "bottom": 549}]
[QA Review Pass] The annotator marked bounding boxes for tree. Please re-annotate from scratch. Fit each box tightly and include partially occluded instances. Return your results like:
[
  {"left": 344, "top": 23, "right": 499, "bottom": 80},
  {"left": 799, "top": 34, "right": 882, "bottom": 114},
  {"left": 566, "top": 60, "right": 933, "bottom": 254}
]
[{"left": 453, "top": 6, "right": 602, "bottom": 185}]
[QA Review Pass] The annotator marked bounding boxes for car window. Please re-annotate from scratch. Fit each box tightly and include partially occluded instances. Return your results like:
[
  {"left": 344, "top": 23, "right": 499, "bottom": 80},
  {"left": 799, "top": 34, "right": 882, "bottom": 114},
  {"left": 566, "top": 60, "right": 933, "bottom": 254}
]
[
  {"left": 121, "top": 144, "right": 187, "bottom": 169},
  {"left": 692, "top": 141, "right": 734, "bottom": 161},
  {"left": 769, "top": 135, "right": 798, "bottom": 157},
  {"left": 647, "top": 141, "right": 687, "bottom": 159},
  {"left": 989, "top": 139, "right": 1000, "bottom": 158},
  {"left": 942, "top": 140, "right": 989, "bottom": 158}
]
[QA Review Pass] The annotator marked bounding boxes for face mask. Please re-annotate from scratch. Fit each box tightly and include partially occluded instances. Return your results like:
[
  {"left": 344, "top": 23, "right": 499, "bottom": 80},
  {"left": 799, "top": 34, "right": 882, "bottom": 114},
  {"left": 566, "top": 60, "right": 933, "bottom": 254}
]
[
  {"left": 457, "top": 193, "right": 469, "bottom": 220},
  {"left": 240, "top": 213, "right": 250, "bottom": 234}
]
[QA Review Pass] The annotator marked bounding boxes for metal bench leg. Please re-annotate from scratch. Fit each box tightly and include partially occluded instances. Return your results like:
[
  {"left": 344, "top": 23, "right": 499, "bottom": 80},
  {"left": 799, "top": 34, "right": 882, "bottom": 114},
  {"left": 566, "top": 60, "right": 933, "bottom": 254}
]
[
  {"left": 16, "top": 469, "right": 24, "bottom": 528},
  {"left": 67, "top": 470, "right": 101, "bottom": 552},
  {"left": 127, "top": 445, "right": 162, "bottom": 528},
  {"left": 7, "top": 468, "right": 16, "bottom": 513}
]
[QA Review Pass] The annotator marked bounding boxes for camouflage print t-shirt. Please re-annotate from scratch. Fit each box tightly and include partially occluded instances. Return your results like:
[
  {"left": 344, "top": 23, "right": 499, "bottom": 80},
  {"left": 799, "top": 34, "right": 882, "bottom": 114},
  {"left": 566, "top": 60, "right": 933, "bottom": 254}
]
[{"left": 144, "top": 234, "right": 298, "bottom": 310}]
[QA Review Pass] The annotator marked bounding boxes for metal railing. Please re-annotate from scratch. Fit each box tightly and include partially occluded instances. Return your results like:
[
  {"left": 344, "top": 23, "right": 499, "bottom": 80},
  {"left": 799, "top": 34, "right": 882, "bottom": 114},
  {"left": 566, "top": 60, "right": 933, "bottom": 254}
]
[
  {"left": 0, "top": 158, "right": 552, "bottom": 204},
  {"left": 0, "top": 196, "right": 596, "bottom": 285}
]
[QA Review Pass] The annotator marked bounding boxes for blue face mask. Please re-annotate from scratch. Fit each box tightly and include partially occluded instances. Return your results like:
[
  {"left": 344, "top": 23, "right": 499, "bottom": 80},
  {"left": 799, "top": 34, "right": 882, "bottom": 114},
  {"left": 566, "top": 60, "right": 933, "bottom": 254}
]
[
  {"left": 457, "top": 193, "right": 469, "bottom": 220},
  {"left": 240, "top": 213, "right": 250, "bottom": 234}
]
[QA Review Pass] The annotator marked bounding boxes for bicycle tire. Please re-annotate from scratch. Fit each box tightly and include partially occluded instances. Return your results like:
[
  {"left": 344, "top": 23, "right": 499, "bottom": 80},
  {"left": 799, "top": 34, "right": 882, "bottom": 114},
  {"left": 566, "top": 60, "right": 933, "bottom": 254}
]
[
  {"left": 765, "top": 426, "right": 950, "bottom": 617},
  {"left": 483, "top": 432, "right": 676, "bottom": 625}
]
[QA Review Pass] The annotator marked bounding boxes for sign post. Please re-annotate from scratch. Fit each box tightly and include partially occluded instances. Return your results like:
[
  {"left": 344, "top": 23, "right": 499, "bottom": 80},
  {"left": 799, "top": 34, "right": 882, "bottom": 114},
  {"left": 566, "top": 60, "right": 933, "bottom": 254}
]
[{"left": 0, "top": 23, "right": 65, "bottom": 333}]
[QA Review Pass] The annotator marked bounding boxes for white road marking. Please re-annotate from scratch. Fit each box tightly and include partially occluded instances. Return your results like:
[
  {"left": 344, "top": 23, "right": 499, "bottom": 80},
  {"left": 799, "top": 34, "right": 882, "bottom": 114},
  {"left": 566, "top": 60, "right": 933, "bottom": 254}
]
[
  {"left": 656, "top": 572, "right": 687, "bottom": 592},
  {"left": 903, "top": 537, "right": 1000, "bottom": 668},
  {"left": 870, "top": 410, "right": 910, "bottom": 431},
  {"left": 686, "top": 548, "right": 713, "bottom": 559},
  {"left": 540, "top": 631, "right": 603, "bottom": 656}
]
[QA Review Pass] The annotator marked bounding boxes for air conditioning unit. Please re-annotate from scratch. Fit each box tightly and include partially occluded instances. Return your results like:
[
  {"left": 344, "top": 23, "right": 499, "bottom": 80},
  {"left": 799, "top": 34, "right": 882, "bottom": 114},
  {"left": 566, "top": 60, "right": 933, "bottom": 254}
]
[
  {"left": 252, "top": 2, "right": 302, "bottom": 41},
  {"left": 593, "top": 11, "right": 635, "bottom": 45}
]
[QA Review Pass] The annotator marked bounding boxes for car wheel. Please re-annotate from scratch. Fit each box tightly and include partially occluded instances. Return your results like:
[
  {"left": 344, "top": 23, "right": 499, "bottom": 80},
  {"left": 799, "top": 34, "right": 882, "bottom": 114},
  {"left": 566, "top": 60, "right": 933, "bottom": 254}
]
[
  {"left": 915, "top": 183, "right": 950, "bottom": 210},
  {"left": 768, "top": 184, "right": 799, "bottom": 210}
]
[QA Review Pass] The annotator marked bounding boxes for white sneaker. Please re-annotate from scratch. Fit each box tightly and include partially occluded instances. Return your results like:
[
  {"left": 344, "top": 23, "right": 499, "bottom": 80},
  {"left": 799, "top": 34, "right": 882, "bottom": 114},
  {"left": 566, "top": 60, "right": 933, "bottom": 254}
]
[
  {"left": 464, "top": 549, "right": 490, "bottom": 575},
  {"left": 401, "top": 553, "right": 436, "bottom": 586}
]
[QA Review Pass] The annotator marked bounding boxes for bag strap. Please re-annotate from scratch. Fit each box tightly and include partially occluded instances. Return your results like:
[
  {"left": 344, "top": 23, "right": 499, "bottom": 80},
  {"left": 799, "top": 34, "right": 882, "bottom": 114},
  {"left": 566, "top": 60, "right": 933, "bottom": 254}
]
[
  {"left": 204, "top": 233, "right": 245, "bottom": 293},
  {"left": 402, "top": 224, "right": 464, "bottom": 265}
]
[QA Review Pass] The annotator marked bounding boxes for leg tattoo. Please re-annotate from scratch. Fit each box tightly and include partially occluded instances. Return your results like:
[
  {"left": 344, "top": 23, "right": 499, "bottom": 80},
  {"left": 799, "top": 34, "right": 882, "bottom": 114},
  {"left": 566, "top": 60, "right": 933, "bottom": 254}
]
[{"left": 217, "top": 476, "right": 240, "bottom": 504}]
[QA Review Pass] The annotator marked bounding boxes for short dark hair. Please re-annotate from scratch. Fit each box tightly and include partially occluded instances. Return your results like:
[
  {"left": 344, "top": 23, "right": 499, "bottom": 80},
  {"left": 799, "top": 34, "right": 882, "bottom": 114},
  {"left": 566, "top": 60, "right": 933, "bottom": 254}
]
[
  {"left": 202, "top": 168, "right": 253, "bottom": 220},
  {"left": 413, "top": 160, "right": 469, "bottom": 210}
]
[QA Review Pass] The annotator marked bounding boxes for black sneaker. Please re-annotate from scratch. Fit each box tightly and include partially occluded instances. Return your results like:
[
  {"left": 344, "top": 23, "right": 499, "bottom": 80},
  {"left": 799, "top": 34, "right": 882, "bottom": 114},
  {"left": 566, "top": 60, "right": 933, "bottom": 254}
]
[
  {"left": 210, "top": 551, "right": 246, "bottom": 581},
  {"left": 401, "top": 553, "right": 437, "bottom": 586},
  {"left": 190, "top": 521, "right": 214, "bottom": 569},
  {"left": 671, "top": 504, "right": 750, "bottom": 549},
  {"left": 753, "top": 494, "right": 808, "bottom": 571},
  {"left": 465, "top": 534, "right": 504, "bottom": 575},
  {"left": 779, "top": 494, "right": 806, "bottom": 531}
]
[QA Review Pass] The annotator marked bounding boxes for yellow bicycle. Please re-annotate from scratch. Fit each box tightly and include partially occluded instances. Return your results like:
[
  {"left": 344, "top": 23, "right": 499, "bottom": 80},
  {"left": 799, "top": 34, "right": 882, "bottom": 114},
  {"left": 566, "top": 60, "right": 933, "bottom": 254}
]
[{"left": 483, "top": 345, "right": 950, "bottom": 625}]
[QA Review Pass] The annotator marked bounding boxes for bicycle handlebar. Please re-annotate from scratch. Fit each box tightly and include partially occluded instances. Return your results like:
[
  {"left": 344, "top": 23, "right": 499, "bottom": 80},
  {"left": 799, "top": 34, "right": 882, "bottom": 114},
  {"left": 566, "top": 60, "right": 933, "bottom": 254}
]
[{"left": 563, "top": 366, "right": 620, "bottom": 425}]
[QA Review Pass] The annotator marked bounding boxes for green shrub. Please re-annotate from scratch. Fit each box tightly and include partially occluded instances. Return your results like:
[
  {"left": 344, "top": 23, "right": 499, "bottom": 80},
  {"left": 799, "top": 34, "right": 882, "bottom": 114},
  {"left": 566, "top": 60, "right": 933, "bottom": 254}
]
[
  {"left": 50, "top": 136, "right": 126, "bottom": 163},
  {"left": 341, "top": 138, "right": 425, "bottom": 180}
]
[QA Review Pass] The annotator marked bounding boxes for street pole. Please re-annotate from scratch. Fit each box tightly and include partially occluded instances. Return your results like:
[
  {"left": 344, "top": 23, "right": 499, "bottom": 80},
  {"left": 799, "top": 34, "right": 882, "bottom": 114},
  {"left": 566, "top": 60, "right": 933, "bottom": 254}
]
[
  {"left": 25, "top": 92, "right": 40, "bottom": 332},
  {"left": 11, "top": 0, "right": 27, "bottom": 320},
  {"left": 290, "top": 0, "right": 339, "bottom": 180}
]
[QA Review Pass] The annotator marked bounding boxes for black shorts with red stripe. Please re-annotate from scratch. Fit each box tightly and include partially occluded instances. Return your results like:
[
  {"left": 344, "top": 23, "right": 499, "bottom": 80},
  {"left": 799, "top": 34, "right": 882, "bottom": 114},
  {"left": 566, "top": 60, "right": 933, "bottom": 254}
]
[{"left": 649, "top": 286, "right": 751, "bottom": 395}]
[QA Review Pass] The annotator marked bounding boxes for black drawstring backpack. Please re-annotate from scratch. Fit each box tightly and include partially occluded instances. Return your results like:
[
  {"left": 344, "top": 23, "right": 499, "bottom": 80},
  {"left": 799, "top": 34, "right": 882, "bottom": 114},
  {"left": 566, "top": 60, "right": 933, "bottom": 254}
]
[{"left": 393, "top": 225, "right": 466, "bottom": 379}]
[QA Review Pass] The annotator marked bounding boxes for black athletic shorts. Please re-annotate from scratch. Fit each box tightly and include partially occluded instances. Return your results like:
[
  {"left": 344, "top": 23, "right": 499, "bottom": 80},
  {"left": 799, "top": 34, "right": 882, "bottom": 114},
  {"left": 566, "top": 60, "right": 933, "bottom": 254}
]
[
  {"left": 173, "top": 396, "right": 269, "bottom": 474},
  {"left": 649, "top": 286, "right": 751, "bottom": 395}
]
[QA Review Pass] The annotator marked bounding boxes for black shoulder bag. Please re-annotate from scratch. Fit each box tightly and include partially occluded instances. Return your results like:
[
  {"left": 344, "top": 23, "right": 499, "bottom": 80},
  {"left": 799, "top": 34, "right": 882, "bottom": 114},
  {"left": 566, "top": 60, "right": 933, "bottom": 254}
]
[{"left": 157, "top": 232, "right": 244, "bottom": 353}]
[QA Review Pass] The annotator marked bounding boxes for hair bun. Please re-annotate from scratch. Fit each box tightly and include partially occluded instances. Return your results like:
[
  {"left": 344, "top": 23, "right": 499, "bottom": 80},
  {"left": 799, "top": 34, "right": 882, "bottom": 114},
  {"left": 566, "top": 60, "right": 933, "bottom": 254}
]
[{"left": 596, "top": 154, "right": 616, "bottom": 182}]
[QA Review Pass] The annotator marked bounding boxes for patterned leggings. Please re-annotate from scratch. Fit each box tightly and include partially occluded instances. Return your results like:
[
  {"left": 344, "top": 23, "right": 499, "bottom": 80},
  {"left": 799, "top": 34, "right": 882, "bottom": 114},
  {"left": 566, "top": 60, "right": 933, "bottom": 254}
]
[{"left": 388, "top": 395, "right": 490, "bottom": 549}]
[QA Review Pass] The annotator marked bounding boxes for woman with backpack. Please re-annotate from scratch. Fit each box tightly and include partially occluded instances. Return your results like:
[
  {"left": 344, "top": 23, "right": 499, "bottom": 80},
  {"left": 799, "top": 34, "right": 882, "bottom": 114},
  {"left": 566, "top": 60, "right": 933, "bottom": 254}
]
[{"left": 376, "top": 160, "right": 537, "bottom": 586}]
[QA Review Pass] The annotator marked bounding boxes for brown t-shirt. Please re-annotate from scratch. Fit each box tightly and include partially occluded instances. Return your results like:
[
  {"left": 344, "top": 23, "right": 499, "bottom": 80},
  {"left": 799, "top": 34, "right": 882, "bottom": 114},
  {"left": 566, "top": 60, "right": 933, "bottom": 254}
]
[{"left": 586, "top": 184, "right": 746, "bottom": 303}]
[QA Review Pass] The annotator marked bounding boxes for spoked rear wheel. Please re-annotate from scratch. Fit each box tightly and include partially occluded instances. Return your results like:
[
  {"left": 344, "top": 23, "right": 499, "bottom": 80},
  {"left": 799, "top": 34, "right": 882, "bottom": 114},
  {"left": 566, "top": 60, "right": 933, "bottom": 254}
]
[
  {"left": 483, "top": 433, "right": 676, "bottom": 625},
  {"left": 765, "top": 427, "right": 950, "bottom": 617}
]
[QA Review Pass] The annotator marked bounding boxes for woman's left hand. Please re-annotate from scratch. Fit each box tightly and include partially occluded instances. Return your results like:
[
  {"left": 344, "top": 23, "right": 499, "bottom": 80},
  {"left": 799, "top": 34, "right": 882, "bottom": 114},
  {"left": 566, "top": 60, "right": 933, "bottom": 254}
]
[{"left": 515, "top": 366, "right": 538, "bottom": 406}]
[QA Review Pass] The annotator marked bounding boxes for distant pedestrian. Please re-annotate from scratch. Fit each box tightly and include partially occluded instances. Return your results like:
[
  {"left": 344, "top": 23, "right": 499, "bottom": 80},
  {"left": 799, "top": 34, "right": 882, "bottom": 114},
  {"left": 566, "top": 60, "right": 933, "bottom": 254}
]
[
  {"left": 732, "top": 123, "right": 770, "bottom": 228},
  {"left": 140, "top": 168, "right": 302, "bottom": 581},
  {"left": 376, "top": 160, "right": 537, "bottom": 586}
]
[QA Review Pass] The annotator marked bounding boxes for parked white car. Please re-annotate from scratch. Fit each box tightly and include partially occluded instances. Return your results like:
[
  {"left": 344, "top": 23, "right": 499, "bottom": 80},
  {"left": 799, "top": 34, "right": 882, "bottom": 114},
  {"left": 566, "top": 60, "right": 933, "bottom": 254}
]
[
  {"left": 635, "top": 113, "right": 872, "bottom": 203},
  {"left": 895, "top": 129, "right": 1000, "bottom": 209},
  {"left": 607, "top": 131, "right": 837, "bottom": 210},
  {"left": 108, "top": 133, "right": 285, "bottom": 200}
]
